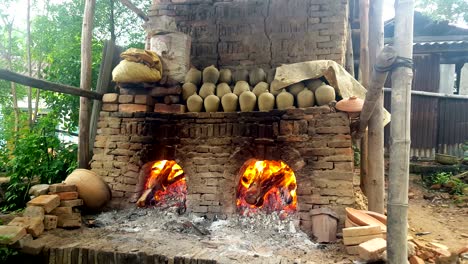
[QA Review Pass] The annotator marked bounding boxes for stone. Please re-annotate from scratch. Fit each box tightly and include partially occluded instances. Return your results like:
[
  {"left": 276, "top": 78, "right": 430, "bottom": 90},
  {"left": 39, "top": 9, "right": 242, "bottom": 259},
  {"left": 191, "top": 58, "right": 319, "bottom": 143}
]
[
  {"left": 0, "top": 225, "right": 27, "bottom": 245},
  {"left": 8, "top": 217, "right": 44, "bottom": 238},
  {"left": 44, "top": 215, "right": 58, "bottom": 230},
  {"left": 55, "top": 191, "right": 79, "bottom": 200},
  {"left": 102, "top": 93, "right": 119, "bottom": 103},
  {"left": 50, "top": 207, "right": 73, "bottom": 215},
  {"left": 343, "top": 233, "right": 384, "bottom": 246},
  {"left": 27, "top": 194, "right": 60, "bottom": 213},
  {"left": 28, "top": 184, "right": 50, "bottom": 197},
  {"left": 20, "top": 238, "right": 45, "bottom": 255},
  {"left": 23, "top": 206, "right": 45, "bottom": 220},
  {"left": 60, "top": 199, "right": 84, "bottom": 207},
  {"left": 343, "top": 226, "right": 382, "bottom": 237},
  {"left": 49, "top": 183, "right": 77, "bottom": 193},
  {"left": 358, "top": 237, "right": 387, "bottom": 262}
]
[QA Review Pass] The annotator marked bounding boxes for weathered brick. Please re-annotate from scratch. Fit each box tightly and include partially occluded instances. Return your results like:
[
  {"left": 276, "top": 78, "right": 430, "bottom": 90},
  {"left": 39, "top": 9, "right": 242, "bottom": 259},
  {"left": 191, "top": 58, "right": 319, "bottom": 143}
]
[
  {"left": 50, "top": 207, "right": 73, "bottom": 215},
  {"left": 0, "top": 226, "right": 27, "bottom": 245},
  {"left": 27, "top": 195, "right": 60, "bottom": 213},
  {"left": 59, "top": 199, "right": 83, "bottom": 207},
  {"left": 280, "top": 120, "right": 293, "bottom": 135},
  {"left": 304, "top": 148, "right": 335, "bottom": 156},
  {"left": 119, "top": 104, "right": 151, "bottom": 113},
  {"left": 321, "top": 155, "right": 353, "bottom": 162},
  {"left": 309, "top": 161, "right": 333, "bottom": 169},
  {"left": 154, "top": 103, "right": 186, "bottom": 113},
  {"left": 328, "top": 140, "right": 352, "bottom": 148},
  {"left": 316, "top": 126, "right": 350, "bottom": 134},
  {"left": 134, "top": 95, "right": 154, "bottom": 105},
  {"left": 357, "top": 238, "right": 387, "bottom": 261},
  {"left": 320, "top": 187, "right": 354, "bottom": 197},
  {"left": 118, "top": 95, "right": 134, "bottom": 104},
  {"left": 8, "top": 217, "right": 44, "bottom": 238},
  {"left": 49, "top": 183, "right": 77, "bottom": 193},
  {"left": 102, "top": 93, "right": 118, "bottom": 103}
]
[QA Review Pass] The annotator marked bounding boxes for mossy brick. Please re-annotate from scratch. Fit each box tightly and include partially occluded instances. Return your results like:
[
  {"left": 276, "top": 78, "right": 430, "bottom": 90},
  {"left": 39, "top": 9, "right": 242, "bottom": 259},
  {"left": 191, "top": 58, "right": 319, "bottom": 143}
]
[
  {"left": 8, "top": 217, "right": 44, "bottom": 238},
  {"left": 0, "top": 225, "right": 27, "bottom": 245},
  {"left": 27, "top": 194, "right": 60, "bottom": 213},
  {"left": 49, "top": 183, "right": 77, "bottom": 193}
]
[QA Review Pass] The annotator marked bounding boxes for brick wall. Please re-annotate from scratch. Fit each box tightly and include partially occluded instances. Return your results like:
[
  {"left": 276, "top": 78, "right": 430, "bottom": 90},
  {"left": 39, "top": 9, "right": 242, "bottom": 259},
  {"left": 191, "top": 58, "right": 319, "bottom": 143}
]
[
  {"left": 146, "top": 0, "right": 348, "bottom": 69},
  {"left": 90, "top": 100, "right": 356, "bottom": 235}
]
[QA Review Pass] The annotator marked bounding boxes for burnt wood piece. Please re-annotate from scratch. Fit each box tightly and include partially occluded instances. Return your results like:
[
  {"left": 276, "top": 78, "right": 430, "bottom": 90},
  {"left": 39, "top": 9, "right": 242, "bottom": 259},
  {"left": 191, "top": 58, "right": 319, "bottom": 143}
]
[{"left": 244, "top": 168, "right": 293, "bottom": 207}]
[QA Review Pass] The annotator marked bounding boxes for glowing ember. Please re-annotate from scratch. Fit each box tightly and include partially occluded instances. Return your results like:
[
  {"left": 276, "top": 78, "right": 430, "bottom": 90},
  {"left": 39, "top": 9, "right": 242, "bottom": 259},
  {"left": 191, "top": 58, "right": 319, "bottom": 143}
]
[
  {"left": 236, "top": 159, "right": 297, "bottom": 215},
  {"left": 137, "top": 160, "right": 187, "bottom": 208}
]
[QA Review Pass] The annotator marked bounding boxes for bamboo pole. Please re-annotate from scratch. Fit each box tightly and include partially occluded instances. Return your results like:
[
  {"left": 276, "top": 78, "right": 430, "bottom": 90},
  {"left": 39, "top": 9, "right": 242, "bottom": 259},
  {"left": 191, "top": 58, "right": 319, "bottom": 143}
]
[
  {"left": 387, "top": 0, "right": 414, "bottom": 262},
  {"left": 367, "top": 0, "right": 385, "bottom": 213},
  {"left": 359, "top": 0, "right": 370, "bottom": 194},
  {"left": 78, "top": 0, "right": 96, "bottom": 169}
]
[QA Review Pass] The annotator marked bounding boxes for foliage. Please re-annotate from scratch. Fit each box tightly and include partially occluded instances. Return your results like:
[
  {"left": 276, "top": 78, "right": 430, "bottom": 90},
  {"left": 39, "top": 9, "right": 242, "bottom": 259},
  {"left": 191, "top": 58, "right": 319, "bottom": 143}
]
[
  {"left": 416, "top": 0, "right": 468, "bottom": 24},
  {"left": 424, "top": 171, "right": 468, "bottom": 196},
  {"left": 0, "top": 246, "right": 17, "bottom": 263},
  {"left": 0, "top": 115, "right": 77, "bottom": 212},
  {"left": 352, "top": 143, "right": 361, "bottom": 167}
]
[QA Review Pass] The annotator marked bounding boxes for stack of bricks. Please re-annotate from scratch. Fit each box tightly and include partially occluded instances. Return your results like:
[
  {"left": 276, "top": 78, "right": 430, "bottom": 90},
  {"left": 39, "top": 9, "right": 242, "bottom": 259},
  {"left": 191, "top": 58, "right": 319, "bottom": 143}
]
[
  {"left": 343, "top": 226, "right": 385, "bottom": 255},
  {"left": 47, "top": 183, "right": 83, "bottom": 228},
  {"left": 146, "top": 0, "right": 347, "bottom": 69}
]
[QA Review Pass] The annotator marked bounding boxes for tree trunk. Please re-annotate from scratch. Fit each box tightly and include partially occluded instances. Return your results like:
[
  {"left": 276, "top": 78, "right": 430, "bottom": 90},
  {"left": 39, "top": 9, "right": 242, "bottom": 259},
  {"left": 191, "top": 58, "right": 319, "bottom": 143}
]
[
  {"left": 359, "top": 0, "right": 370, "bottom": 194},
  {"left": 78, "top": 0, "right": 96, "bottom": 169},
  {"left": 345, "top": 23, "right": 355, "bottom": 77},
  {"left": 4, "top": 18, "right": 19, "bottom": 134},
  {"left": 27, "top": 0, "right": 33, "bottom": 128},
  {"left": 387, "top": 0, "right": 414, "bottom": 263},
  {"left": 32, "top": 63, "right": 42, "bottom": 125},
  {"left": 366, "top": 0, "right": 385, "bottom": 214}
]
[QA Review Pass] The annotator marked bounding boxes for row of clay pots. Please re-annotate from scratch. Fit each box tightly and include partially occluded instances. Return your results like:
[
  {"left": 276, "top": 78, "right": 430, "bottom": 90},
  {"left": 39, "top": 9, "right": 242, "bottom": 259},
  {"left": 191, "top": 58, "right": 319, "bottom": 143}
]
[
  {"left": 185, "top": 66, "right": 274, "bottom": 87},
  {"left": 185, "top": 85, "right": 336, "bottom": 113}
]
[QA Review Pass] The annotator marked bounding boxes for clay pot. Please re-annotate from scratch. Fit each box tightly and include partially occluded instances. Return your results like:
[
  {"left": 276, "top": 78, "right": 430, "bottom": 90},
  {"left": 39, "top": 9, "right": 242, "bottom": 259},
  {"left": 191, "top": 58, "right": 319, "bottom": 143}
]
[
  {"left": 266, "top": 68, "right": 276, "bottom": 84},
  {"left": 221, "top": 93, "right": 238, "bottom": 112},
  {"left": 187, "top": 94, "right": 204, "bottom": 112},
  {"left": 204, "top": 95, "right": 220, "bottom": 112},
  {"left": 249, "top": 68, "right": 266, "bottom": 86},
  {"left": 185, "top": 67, "right": 202, "bottom": 86},
  {"left": 216, "top": 83, "right": 232, "bottom": 98},
  {"left": 315, "top": 84, "right": 336, "bottom": 106},
  {"left": 239, "top": 91, "right": 257, "bottom": 112},
  {"left": 335, "top": 96, "right": 364, "bottom": 112},
  {"left": 297, "top": 88, "right": 315, "bottom": 108},
  {"left": 269, "top": 79, "right": 283, "bottom": 96},
  {"left": 304, "top": 79, "right": 323, "bottom": 92},
  {"left": 182, "top": 82, "right": 198, "bottom": 101},
  {"left": 219, "top": 69, "right": 232, "bottom": 84},
  {"left": 288, "top": 82, "right": 305, "bottom": 96},
  {"left": 202, "top": 65, "right": 220, "bottom": 84},
  {"left": 252, "top": 82, "right": 269, "bottom": 97},
  {"left": 233, "top": 81, "right": 250, "bottom": 96},
  {"left": 64, "top": 169, "right": 111, "bottom": 211},
  {"left": 199, "top": 83, "right": 215, "bottom": 99},
  {"left": 258, "top": 92, "right": 275, "bottom": 111},
  {"left": 276, "top": 89, "right": 294, "bottom": 110},
  {"left": 232, "top": 69, "right": 249, "bottom": 83}
]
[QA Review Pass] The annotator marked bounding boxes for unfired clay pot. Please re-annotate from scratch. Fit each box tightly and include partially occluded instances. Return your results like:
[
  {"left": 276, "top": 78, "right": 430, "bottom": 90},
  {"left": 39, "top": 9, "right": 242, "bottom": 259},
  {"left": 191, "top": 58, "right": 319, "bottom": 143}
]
[
  {"left": 187, "top": 94, "right": 204, "bottom": 112},
  {"left": 216, "top": 83, "right": 232, "bottom": 98},
  {"left": 204, "top": 95, "right": 220, "bottom": 112},
  {"left": 249, "top": 68, "right": 266, "bottom": 86},
  {"left": 239, "top": 91, "right": 257, "bottom": 112},
  {"left": 258, "top": 92, "right": 275, "bottom": 111},
  {"left": 288, "top": 82, "right": 305, "bottom": 96},
  {"left": 182, "top": 82, "right": 197, "bottom": 101},
  {"left": 221, "top": 93, "right": 238, "bottom": 112},
  {"left": 202, "top": 65, "right": 220, "bottom": 84},
  {"left": 199, "top": 83, "right": 215, "bottom": 99},
  {"left": 252, "top": 82, "right": 269, "bottom": 97},
  {"left": 233, "top": 81, "right": 250, "bottom": 96},
  {"left": 185, "top": 67, "right": 201, "bottom": 86},
  {"left": 315, "top": 84, "right": 336, "bottom": 106},
  {"left": 64, "top": 169, "right": 111, "bottom": 211},
  {"left": 219, "top": 69, "right": 232, "bottom": 84},
  {"left": 276, "top": 89, "right": 294, "bottom": 110},
  {"left": 297, "top": 88, "right": 315, "bottom": 108}
]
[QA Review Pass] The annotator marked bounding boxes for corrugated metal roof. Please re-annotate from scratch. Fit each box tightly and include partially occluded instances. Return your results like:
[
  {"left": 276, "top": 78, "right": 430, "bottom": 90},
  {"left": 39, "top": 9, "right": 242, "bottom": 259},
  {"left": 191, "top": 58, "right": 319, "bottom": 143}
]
[{"left": 414, "top": 40, "right": 468, "bottom": 46}]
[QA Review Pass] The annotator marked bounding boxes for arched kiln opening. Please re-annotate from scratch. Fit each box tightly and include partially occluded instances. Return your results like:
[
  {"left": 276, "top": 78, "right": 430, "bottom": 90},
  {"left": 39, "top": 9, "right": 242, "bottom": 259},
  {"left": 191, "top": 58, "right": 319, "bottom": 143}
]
[
  {"left": 136, "top": 160, "right": 186, "bottom": 210},
  {"left": 236, "top": 159, "right": 297, "bottom": 215}
]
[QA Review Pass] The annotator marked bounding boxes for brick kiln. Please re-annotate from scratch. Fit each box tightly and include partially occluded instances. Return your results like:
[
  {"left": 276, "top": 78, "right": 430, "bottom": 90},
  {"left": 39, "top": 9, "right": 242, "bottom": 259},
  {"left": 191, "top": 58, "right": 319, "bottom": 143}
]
[{"left": 90, "top": 0, "right": 357, "bottom": 236}]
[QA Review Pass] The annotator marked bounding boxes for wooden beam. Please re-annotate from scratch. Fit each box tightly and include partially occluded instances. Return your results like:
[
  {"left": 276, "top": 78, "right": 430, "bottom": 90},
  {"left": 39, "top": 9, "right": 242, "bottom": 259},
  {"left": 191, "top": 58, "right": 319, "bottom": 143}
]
[
  {"left": 387, "top": 0, "right": 415, "bottom": 262},
  {"left": 383, "top": 88, "right": 468, "bottom": 99},
  {"left": 366, "top": 0, "right": 385, "bottom": 214},
  {"left": 118, "top": 0, "right": 149, "bottom": 22},
  {"left": 78, "top": 0, "right": 96, "bottom": 169},
  {"left": 0, "top": 69, "right": 102, "bottom": 100}
]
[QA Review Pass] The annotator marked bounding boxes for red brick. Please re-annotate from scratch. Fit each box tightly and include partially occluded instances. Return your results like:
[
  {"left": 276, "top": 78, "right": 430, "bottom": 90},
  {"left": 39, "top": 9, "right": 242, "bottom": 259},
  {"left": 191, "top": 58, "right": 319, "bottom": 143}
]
[
  {"left": 118, "top": 94, "right": 134, "bottom": 103},
  {"left": 134, "top": 95, "right": 154, "bottom": 105},
  {"left": 154, "top": 103, "right": 186, "bottom": 113},
  {"left": 119, "top": 104, "right": 151, "bottom": 113},
  {"left": 357, "top": 237, "right": 387, "bottom": 261},
  {"left": 55, "top": 192, "right": 79, "bottom": 200},
  {"left": 102, "top": 103, "right": 118, "bottom": 112},
  {"left": 49, "top": 183, "right": 77, "bottom": 193},
  {"left": 27, "top": 195, "right": 60, "bottom": 213},
  {"left": 102, "top": 93, "right": 118, "bottom": 103}
]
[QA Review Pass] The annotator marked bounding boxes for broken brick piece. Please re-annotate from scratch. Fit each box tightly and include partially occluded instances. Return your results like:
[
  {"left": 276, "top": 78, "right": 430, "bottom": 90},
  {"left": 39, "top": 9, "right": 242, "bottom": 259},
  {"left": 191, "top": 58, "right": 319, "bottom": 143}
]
[
  {"left": 346, "top": 245, "right": 360, "bottom": 255},
  {"left": 7, "top": 217, "right": 44, "bottom": 238},
  {"left": 0, "top": 226, "right": 27, "bottom": 245},
  {"left": 27, "top": 195, "right": 60, "bottom": 213},
  {"left": 409, "top": 255, "right": 425, "bottom": 264},
  {"left": 358, "top": 237, "right": 387, "bottom": 262},
  {"left": 44, "top": 215, "right": 58, "bottom": 230},
  {"left": 23, "top": 206, "right": 45, "bottom": 220},
  {"left": 49, "top": 183, "right": 77, "bottom": 193}
]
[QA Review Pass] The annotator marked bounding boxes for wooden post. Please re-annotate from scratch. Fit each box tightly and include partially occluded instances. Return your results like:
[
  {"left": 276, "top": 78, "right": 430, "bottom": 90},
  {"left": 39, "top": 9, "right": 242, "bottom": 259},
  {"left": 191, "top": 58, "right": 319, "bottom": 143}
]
[
  {"left": 387, "top": 0, "right": 414, "bottom": 262},
  {"left": 89, "top": 40, "right": 116, "bottom": 158},
  {"left": 367, "top": 0, "right": 385, "bottom": 213},
  {"left": 359, "top": 0, "right": 370, "bottom": 193},
  {"left": 345, "top": 23, "right": 355, "bottom": 77},
  {"left": 78, "top": 0, "right": 96, "bottom": 169}
]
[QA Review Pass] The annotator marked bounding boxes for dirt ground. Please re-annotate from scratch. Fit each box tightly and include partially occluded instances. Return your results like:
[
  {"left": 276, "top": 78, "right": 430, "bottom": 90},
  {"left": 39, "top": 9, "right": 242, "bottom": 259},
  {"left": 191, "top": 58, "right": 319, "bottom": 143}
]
[{"left": 407, "top": 174, "right": 468, "bottom": 251}]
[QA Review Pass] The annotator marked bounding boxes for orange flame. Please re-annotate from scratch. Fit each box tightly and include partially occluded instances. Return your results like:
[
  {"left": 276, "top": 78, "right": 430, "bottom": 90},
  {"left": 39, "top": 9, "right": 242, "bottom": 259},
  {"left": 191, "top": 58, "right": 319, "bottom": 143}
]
[
  {"left": 236, "top": 160, "right": 297, "bottom": 215},
  {"left": 142, "top": 160, "right": 186, "bottom": 207}
]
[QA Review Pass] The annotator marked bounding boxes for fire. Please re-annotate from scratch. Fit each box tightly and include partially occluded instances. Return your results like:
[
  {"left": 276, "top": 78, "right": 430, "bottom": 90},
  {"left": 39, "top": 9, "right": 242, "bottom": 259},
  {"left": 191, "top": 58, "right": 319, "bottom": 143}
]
[
  {"left": 236, "top": 159, "right": 297, "bottom": 215},
  {"left": 137, "top": 160, "right": 187, "bottom": 208}
]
